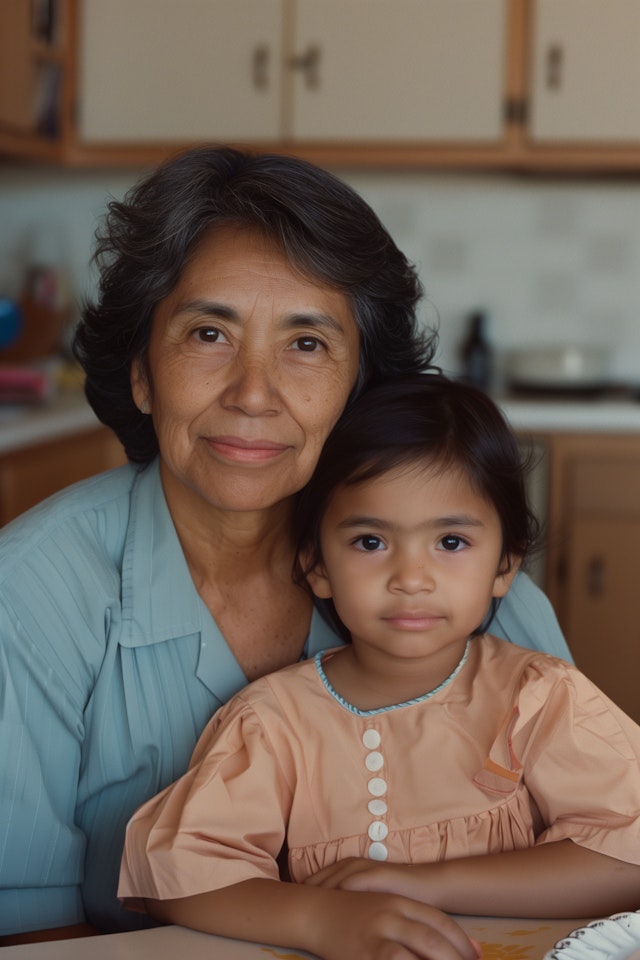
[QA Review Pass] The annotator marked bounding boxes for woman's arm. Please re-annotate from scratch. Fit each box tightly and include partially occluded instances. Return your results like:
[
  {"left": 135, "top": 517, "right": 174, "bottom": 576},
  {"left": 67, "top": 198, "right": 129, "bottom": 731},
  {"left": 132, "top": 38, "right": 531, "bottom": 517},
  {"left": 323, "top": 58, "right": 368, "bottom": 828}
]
[
  {"left": 144, "top": 878, "right": 480, "bottom": 960},
  {"left": 305, "top": 841, "right": 640, "bottom": 919}
]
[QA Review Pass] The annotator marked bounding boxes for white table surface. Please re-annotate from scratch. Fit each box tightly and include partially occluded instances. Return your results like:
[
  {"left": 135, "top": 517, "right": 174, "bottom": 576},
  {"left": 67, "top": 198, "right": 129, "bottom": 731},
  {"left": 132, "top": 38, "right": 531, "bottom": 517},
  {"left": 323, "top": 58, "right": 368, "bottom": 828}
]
[{"left": 0, "top": 916, "right": 595, "bottom": 960}]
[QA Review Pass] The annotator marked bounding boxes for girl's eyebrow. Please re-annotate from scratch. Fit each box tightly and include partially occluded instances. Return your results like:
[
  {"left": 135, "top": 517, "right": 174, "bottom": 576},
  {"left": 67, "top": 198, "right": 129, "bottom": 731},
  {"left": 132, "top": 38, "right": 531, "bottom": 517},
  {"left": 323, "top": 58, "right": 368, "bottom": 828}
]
[{"left": 337, "top": 514, "right": 486, "bottom": 531}]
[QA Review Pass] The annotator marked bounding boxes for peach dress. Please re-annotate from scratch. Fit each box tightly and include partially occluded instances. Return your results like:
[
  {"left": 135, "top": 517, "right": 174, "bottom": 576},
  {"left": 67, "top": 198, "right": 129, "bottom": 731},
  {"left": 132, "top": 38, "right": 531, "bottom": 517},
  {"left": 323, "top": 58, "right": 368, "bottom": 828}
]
[{"left": 119, "top": 634, "right": 640, "bottom": 905}]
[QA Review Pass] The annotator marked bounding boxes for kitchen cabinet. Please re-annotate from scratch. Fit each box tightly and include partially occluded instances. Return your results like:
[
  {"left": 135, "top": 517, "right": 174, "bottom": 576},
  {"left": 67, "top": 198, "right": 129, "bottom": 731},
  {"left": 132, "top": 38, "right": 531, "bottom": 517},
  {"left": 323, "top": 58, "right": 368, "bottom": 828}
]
[
  {"left": 79, "top": 0, "right": 506, "bottom": 145},
  {"left": 543, "top": 434, "right": 640, "bottom": 723},
  {"left": 0, "top": 424, "right": 126, "bottom": 526},
  {"left": 521, "top": 0, "right": 640, "bottom": 170},
  {"left": 0, "top": 0, "right": 515, "bottom": 168},
  {"left": 4, "top": 0, "right": 640, "bottom": 171},
  {"left": 529, "top": 0, "right": 640, "bottom": 142}
]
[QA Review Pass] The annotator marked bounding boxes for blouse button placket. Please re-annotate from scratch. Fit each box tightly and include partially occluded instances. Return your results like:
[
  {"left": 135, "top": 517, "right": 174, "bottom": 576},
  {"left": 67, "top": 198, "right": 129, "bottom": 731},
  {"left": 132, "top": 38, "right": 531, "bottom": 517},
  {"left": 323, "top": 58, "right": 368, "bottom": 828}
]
[{"left": 363, "top": 728, "right": 388, "bottom": 861}]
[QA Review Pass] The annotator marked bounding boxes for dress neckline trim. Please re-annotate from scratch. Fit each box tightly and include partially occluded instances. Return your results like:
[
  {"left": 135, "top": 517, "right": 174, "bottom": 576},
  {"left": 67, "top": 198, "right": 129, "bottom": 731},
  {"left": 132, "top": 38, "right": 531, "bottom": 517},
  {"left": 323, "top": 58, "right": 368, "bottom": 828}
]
[{"left": 313, "top": 638, "right": 471, "bottom": 717}]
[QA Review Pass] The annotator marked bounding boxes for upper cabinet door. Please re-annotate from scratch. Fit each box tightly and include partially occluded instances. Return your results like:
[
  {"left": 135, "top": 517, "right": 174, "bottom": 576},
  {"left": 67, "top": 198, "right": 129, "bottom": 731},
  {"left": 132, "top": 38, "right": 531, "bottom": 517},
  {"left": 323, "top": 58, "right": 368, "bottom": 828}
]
[
  {"left": 77, "top": 0, "right": 284, "bottom": 142},
  {"left": 529, "top": 0, "right": 640, "bottom": 142},
  {"left": 289, "top": 0, "right": 507, "bottom": 142}
]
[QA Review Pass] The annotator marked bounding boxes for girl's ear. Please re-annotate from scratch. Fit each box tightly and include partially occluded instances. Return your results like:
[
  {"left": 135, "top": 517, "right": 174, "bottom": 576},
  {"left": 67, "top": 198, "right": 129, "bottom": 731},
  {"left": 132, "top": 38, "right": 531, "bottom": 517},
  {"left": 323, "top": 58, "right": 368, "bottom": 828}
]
[
  {"left": 492, "top": 555, "right": 522, "bottom": 599},
  {"left": 305, "top": 562, "right": 333, "bottom": 600}
]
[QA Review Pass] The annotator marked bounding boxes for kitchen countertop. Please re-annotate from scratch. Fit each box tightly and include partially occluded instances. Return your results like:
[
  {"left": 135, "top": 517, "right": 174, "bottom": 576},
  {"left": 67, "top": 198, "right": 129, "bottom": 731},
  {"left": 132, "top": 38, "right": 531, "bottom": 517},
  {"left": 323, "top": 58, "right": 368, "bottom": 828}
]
[
  {"left": 0, "top": 389, "right": 101, "bottom": 454},
  {"left": 499, "top": 394, "right": 640, "bottom": 433},
  {"left": 2, "top": 390, "right": 640, "bottom": 457}
]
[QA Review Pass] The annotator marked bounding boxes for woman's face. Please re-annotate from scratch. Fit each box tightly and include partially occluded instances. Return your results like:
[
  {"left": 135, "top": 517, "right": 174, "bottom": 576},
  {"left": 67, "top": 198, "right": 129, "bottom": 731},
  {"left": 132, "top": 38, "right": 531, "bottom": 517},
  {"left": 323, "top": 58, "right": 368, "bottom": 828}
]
[{"left": 132, "top": 226, "right": 360, "bottom": 515}]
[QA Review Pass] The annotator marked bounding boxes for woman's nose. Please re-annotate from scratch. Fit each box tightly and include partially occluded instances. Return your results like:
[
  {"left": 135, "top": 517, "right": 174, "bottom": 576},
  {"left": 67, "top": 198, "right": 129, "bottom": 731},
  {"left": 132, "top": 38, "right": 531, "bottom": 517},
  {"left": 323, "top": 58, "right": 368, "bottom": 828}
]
[{"left": 220, "top": 353, "right": 281, "bottom": 416}]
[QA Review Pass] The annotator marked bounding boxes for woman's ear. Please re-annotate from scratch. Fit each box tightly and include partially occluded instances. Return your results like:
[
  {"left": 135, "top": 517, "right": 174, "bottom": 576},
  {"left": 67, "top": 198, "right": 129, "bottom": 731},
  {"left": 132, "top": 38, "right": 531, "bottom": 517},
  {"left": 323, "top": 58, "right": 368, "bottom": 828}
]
[
  {"left": 492, "top": 555, "right": 522, "bottom": 599},
  {"left": 130, "top": 356, "right": 151, "bottom": 415},
  {"left": 305, "top": 562, "right": 333, "bottom": 600}
]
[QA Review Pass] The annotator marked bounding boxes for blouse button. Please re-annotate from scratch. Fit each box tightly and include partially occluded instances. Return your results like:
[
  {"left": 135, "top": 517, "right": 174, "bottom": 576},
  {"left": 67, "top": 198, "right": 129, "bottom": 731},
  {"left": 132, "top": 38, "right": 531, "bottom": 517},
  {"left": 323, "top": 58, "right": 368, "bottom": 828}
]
[
  {"left": 368, "top": 842, "right": 389, "bottom": 861},
  {"left": 365, "top": 751, "right": 384, "bottom": 772},
  {"left": 367, "top": 777, "right": 387, "bottom": 797},
  {"left": 368, "top": 798, "right": 388, "bottom": 816},
  {"left": 362, "top": 729, "right": 381, "bottom": 750},
  {"left": 368, "top": 820, "right": 389, "bottom": 842}
]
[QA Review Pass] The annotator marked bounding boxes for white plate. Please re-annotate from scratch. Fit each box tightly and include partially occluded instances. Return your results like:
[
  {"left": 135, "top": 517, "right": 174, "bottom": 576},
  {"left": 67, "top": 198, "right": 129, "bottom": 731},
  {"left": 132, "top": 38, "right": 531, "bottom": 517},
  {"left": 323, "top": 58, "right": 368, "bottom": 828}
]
[{"left": 545, "top": 912, "right": 640, "bottom": 960}]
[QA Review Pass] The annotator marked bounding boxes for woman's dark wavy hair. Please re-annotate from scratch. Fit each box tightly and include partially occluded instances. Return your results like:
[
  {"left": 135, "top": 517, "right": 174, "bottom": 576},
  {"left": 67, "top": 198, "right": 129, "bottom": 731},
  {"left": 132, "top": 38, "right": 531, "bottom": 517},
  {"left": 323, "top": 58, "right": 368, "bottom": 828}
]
[
  {"left": 294, "top": 373, "right": 540, "bottom": 641},
  {"left": 73, "top": 145, "right": 433, "bottom": 463}
]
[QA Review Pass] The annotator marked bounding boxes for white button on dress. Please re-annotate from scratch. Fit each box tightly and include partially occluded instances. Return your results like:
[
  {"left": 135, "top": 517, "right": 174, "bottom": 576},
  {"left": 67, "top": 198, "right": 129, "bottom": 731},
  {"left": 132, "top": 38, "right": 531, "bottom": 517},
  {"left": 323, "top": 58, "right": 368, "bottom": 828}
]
[
  {"left": 367, "top": 777, "right": 387, "bottom": 797},
  {"left": 365, "top": 750, "right": 384, "bottom": 772},
  {"left": 368, "top": 841, "right": 389, "bottom": 861},
  {"left": 362, "top": 729, "right": 381, "bottom": 750}
]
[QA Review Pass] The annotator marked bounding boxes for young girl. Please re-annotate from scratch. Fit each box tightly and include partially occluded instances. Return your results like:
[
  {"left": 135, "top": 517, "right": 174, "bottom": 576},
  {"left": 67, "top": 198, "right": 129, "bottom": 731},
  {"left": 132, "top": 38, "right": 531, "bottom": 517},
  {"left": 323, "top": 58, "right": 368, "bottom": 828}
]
[{"left": 119, "top": 374, "right": 640, "bottom": 959}]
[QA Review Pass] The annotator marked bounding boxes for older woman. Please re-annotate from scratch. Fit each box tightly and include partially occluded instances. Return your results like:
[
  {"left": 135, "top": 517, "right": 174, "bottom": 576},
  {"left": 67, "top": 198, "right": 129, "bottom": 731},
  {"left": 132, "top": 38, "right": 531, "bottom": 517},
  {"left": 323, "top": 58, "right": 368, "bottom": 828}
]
[{"left": 0, "top": 146, "right": 570, "bottom": 948}]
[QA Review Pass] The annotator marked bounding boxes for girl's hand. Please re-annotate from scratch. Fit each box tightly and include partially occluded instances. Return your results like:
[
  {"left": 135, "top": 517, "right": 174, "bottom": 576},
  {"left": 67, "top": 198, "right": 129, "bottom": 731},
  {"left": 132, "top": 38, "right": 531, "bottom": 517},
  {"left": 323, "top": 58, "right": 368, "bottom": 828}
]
[
  {"left": 306, "top": 856, "right": 426, "bottom": 900},
  {"left": 309, "top": 889, "right": 480, "bottom": 960}
]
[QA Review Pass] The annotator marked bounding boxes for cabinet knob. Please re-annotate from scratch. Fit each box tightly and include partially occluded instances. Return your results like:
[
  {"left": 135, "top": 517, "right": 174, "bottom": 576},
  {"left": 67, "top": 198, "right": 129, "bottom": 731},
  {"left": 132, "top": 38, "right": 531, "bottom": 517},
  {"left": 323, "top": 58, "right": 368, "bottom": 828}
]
[
  {"left": 586, "top": 555, "right": 606, "bottom": 598},
  {"left": 289, "top": 45, "right": 322, "bottom": 89},
  {"left": 252, "top": 45, "right": 270, "bottom": 90},
  {"left": 545, "top": 44, "right": 564, "bottom": 90}
]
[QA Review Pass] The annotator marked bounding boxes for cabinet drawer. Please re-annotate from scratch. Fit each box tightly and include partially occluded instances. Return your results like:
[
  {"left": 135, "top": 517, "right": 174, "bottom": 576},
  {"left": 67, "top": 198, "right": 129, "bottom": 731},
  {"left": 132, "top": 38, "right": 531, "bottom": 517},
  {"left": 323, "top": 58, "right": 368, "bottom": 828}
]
[
  {"left": 0, "top": 426, "right": 126, "bottom": 525},
  {"left": 571, "top": 458, "right": 640, "bottom": 516}
]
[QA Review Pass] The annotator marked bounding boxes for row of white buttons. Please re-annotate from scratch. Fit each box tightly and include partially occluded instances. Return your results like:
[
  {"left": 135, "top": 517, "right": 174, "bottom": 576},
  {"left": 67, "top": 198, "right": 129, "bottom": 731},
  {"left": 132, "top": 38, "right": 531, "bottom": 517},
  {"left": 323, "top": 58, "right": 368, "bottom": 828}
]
[{"left": 363, "top": 729, "right": 389, "bottom": 861}]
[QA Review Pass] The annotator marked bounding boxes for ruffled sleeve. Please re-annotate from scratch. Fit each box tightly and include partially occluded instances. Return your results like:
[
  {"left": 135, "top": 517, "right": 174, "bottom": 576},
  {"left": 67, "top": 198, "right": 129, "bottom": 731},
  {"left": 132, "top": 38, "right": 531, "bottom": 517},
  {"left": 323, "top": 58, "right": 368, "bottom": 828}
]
[
  {"left": 118, "top": 694, "right": 293, "bottom": 903},
  {"left": 511, "top": 660, "right": 640, "bottom": 864}
]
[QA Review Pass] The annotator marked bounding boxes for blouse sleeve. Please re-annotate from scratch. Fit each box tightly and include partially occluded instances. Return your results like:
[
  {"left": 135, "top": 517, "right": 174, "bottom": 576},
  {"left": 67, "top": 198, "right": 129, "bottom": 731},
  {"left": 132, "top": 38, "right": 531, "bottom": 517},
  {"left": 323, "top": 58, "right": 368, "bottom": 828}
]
[
  {"left": 118, "top": 695, "right": 292, "bottom": 902},
  {"left": 514, "top": 661, "right": 640, "bottom": 864}
]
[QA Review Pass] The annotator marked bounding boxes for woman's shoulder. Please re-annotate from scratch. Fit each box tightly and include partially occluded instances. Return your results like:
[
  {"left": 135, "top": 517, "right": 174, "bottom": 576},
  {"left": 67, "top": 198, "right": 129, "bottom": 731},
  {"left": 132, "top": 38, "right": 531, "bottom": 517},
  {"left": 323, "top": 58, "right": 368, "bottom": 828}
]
[
  {"left": 0, "top": 462, "right": 140, "bottom": 582},
  {"left": 490, "top": 572, "right": 573, "bottom": 663}
]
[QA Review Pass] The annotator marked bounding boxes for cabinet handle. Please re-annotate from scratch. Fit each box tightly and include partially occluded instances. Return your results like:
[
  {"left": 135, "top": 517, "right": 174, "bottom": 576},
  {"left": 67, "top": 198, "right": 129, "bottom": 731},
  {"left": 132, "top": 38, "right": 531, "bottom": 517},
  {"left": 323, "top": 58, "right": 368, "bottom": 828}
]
[
  {"left": 586, "top": 555, "right": 606, "bottom": 598},
  {"left": 545, "top": 44, "right": 564, "bottom": 90},
  {"left": 252, "top": 45, "right": 270, "bottom": 90},
  {"left": 289, "top": 45, "right": 322, "bottom": 90}
]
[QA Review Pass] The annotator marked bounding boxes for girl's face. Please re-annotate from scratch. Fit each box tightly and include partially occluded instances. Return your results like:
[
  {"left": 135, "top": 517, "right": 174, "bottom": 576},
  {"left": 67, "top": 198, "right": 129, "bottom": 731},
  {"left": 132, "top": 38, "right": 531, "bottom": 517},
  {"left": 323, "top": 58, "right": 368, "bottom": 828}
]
[
  {"left": 131, "top": 225, "right": 360, "bottom": 517},
  {"left": 307, "top": 461, "right": 519, "bottom": 668}
]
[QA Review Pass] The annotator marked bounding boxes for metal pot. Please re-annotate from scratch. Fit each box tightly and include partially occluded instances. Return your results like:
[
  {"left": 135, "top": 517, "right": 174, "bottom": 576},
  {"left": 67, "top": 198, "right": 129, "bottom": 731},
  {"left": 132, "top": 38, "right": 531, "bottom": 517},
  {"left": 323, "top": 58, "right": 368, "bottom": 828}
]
[{"left": 505, "top": 344, "right": 611, "bottom": 392}]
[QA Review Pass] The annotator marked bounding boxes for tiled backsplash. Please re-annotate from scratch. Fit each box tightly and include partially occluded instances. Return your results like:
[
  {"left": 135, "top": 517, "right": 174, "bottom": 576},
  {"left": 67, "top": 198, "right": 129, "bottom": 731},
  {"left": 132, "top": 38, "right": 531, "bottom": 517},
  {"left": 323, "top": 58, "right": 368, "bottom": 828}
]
[{"left": 2, "top": 164, "right": 640, "bottom": 381}]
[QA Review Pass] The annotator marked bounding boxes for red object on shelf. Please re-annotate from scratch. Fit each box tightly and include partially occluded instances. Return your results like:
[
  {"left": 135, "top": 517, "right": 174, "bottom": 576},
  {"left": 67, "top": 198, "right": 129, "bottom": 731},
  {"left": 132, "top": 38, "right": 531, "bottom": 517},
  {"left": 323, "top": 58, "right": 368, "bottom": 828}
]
[{"left": 0, "top": 366, "right": 53, "bottom": 402}]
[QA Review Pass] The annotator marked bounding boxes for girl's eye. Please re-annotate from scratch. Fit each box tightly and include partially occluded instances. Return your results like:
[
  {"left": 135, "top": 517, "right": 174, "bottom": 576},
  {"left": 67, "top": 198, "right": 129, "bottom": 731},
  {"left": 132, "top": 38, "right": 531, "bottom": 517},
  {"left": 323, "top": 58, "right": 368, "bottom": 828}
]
[
  {"left": 439, "top": 535, "right": 466, "bottom": 552},
  {"left": 292, "top": 336, "right": 323, "bottom": 352},
  {"left": 354, "top": 535, "right": 385, "bottom": 552}
]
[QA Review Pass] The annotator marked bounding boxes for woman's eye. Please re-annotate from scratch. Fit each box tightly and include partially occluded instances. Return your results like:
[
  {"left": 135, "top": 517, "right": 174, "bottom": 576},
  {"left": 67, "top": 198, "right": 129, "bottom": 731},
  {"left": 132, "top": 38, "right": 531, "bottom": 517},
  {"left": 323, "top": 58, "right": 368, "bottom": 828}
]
[
  {"left": 440, "top": 535, "right": 466, "bottom": 552},
  {"left": 292, "top": 336, "right": 323, "bottom": 352},
  {"left": 196, "top": 326, "right": 226, "bottom": 343},
  {"left": 355, "top": 535, "right": 384, "bottom": 552}
]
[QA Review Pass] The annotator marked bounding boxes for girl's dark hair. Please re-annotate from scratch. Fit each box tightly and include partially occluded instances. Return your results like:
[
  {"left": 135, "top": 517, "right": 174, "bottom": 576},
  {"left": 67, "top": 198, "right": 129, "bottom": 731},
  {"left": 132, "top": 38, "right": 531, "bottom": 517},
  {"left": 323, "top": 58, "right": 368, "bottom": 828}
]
[
  {"left": 73, "top": 145, "right": 433, "bottom": 463},
  {"left": 294, "top": 373, "right": 540, "bottom": 639}
]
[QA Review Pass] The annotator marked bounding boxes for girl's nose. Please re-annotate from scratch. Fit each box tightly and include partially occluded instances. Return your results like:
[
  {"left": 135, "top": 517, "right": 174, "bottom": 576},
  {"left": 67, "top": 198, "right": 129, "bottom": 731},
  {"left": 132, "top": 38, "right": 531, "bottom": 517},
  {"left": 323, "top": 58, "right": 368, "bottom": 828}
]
[{"left": 389, "top": 553, "right": 435, "bottom": 594}]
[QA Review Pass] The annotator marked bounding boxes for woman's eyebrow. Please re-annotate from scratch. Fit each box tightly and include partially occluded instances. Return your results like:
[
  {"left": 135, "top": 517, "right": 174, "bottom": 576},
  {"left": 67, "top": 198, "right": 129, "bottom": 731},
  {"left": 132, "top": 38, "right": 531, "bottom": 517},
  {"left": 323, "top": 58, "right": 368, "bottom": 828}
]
[{"left": 174, "top": 300, "right": 347, "bottom": 334}]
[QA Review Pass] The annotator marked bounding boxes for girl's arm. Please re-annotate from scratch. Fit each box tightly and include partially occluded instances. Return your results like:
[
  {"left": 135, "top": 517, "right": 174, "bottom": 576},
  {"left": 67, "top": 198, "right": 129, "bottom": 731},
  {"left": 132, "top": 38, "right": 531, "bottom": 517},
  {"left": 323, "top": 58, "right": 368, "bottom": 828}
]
[
  {"left": 143, "top": 877, "right": 480, "bottom": 960},
  {"left": 305, "top": 841, "right": 640, "bottom": 918}
]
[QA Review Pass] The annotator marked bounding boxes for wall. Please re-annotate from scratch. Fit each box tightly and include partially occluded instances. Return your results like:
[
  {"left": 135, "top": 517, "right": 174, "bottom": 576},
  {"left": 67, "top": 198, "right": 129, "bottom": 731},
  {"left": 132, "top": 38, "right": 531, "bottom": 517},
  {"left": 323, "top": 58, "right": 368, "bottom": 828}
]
[{"left": 1, "top": 162, "right": 640, "bottom": 383}]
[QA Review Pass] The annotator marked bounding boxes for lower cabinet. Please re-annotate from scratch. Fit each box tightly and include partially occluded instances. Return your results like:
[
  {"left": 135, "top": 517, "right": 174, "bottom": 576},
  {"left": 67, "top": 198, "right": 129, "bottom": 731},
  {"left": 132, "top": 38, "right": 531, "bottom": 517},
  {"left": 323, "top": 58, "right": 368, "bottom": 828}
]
[
  {"left": 543, "top": 434, "right": 640, "bottom": 723},
  {"left": 0, "top": 425, "right": 127, "bottom": 526}
]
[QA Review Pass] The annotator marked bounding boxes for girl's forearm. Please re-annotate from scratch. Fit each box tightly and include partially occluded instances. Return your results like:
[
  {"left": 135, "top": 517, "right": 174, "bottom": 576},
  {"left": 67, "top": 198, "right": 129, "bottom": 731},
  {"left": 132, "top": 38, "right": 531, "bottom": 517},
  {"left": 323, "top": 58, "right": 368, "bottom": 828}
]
[
  {"left": 393, "top": 842, "right": 640, "bottom": 918},
  {"left": 143, "top": 877, "right": 479, "bottom": 960}
]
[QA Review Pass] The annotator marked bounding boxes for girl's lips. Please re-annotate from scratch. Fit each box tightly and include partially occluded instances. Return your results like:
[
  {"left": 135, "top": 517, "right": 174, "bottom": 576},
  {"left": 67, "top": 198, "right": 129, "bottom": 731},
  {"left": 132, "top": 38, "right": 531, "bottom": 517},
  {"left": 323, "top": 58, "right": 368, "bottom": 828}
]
[
  {"left": 383, "top": 613, "right": 444, "bottom": 630},
  {"left": 206, "top": 435, "right": 290, "bottom": 463}
]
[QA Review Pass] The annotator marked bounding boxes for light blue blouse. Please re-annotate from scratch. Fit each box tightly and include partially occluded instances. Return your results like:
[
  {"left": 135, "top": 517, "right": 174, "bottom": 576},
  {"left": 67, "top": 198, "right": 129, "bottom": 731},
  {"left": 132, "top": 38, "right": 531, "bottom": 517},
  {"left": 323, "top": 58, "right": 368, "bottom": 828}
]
[{"left": 0, "top": 460, "right": 572, "bottom": 936}]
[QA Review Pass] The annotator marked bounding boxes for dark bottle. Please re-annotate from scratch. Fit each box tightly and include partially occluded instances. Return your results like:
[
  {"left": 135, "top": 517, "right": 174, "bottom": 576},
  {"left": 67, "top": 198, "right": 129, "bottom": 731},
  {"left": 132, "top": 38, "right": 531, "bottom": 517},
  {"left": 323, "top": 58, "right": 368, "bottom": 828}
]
[{"left": 459, "top": 310, "right": 493, "bottom": 392}]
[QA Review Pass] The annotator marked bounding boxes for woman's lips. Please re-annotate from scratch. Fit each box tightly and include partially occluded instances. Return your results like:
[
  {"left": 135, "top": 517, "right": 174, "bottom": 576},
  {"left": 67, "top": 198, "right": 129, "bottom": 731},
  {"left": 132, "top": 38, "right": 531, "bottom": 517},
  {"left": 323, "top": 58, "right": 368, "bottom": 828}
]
[{"left": 206, "top": 435, "right": 290, "bottom": 463}]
